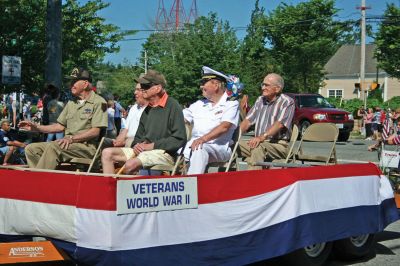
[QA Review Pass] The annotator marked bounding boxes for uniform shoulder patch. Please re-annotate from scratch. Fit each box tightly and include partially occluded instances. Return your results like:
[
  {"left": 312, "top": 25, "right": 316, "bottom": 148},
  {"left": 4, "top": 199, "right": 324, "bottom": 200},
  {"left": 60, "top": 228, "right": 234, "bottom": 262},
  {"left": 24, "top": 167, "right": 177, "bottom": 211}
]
[{"left": 101, "top": 103, "right": 107, "bottom": 112}]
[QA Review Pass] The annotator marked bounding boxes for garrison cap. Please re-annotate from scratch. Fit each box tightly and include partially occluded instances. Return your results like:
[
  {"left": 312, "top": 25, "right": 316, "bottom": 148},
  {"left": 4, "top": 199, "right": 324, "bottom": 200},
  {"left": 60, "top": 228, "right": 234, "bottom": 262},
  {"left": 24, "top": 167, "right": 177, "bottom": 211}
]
[
  {"left": 134, "top": 70, "right": 167, "bottom": 87},
  {"left": 201, "top": 66, "right": 229, "bottom": 83},
  {"left": 69, "top": 67, "right": 92, "bottom": 83}
]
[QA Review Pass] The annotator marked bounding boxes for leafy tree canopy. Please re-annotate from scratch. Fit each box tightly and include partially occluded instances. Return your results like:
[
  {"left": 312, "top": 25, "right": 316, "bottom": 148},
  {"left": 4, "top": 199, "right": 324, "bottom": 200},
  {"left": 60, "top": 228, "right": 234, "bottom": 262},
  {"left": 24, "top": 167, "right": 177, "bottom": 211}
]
[
  {"left": 375, "top": 3, "right": 400, "bottom": 79},
  {"left": 0, "top": 0, "right": 125, "bottom": 96},
  {"left": 263, "top": 0, "right": 347, "bottom": 93}
]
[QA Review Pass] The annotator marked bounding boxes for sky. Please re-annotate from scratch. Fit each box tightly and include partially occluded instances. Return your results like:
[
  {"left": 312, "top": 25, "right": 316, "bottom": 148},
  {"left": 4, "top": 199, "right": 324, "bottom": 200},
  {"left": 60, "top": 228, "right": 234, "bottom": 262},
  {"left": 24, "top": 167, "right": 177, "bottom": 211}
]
[{"left": 86, "top": 0, "right": 400, "bottom": 65}]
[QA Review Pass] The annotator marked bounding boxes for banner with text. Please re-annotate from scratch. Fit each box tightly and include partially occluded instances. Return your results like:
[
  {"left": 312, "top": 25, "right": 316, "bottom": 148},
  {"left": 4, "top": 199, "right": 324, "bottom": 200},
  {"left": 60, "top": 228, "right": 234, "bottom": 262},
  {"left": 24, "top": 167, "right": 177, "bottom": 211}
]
[{"left": 117, "top": 177, "right": 198, "bottom": 214}]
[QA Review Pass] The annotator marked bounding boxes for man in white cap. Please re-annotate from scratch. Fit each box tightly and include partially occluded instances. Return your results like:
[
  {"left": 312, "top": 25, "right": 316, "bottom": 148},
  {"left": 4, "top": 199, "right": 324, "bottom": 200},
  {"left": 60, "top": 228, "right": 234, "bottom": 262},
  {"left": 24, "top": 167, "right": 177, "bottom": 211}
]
[{"left": 183, "top": 66, "right": 239, "bottom": 174}]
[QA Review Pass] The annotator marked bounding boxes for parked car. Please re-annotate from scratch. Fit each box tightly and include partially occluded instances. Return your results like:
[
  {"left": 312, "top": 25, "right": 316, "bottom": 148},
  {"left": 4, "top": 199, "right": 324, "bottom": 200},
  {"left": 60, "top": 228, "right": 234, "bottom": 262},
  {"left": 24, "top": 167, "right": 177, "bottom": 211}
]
[{"left": 285, "top": 93, "right": 354, "bottom": 141}]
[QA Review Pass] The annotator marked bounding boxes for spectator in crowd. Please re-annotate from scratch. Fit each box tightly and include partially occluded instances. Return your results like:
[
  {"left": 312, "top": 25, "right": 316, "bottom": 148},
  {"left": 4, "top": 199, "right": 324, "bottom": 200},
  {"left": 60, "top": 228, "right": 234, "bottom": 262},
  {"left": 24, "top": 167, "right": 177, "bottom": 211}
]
[
  {"left": 113, "top": 95, "right": 125, "bottom": 135},
  {"left": 19, "top": 67, "right": 108, "bottom": 170},
  {"left": 237, "top": 73, "right": 295, "bottom": 170},
  {"left": 364, "top": 107, "right": 374, "bottom": 140},
  {"left": 46, "top": 87, "right": 65, "bottom": 142},
  {"left": 121, "top": 70, "right": 186, "bottom": 174},
  {"left": 11, "top": 96, "right": 19, "bottom": 128},
  {"left": 371, "top": 106, "right": 381, "bottom": 140},
  {"left": 0, "top": 119, "right": 27, "bottom": 165},
  {"left": 22, "top": 101, "right": 32, "bottom": 121},
  {"left": 41, "top": 84, "right": 57, "bottom": 126},
  {"left": 102, "top": 81, "right": 149, "bottom": 174},
  {"left": 106, "top": 99, "right": 116, "bottom": 138},
  {"left": 182, "top": 66, "right": 239, "bottom": 175}
]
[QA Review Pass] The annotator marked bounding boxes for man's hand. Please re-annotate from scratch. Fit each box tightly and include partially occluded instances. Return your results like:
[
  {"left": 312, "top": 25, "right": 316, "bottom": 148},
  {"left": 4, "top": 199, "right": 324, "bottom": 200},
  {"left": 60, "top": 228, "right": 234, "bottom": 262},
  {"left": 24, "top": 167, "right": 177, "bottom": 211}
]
[
  {"left": 132, "top": 142, "right": 154, "bottom": 155},
  {"left": 190, "top": 137, "right": 206, "bottom": 150},
  {"left": 56, "top": 136, "right": 74, "bottom": 150},
  {"left": 247, "top": 136, "right": 264, "bottom": 149},
  {"left": 18, "top": 121, "right": 38, "bottom": 132},
  {"left": 112, "top": 139, "right": 125, "bottom": 147}
]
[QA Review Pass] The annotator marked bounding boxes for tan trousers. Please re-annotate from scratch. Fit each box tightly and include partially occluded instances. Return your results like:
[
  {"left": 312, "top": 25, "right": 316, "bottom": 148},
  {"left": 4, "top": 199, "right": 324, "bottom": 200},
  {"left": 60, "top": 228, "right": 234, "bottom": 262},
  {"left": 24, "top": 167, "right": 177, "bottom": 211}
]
[
  {"left": 25, "top": 141, "right": 97, "bottom": 170},
  {"left": 238, "top": 139, "right": 288, "bottom": 170}
]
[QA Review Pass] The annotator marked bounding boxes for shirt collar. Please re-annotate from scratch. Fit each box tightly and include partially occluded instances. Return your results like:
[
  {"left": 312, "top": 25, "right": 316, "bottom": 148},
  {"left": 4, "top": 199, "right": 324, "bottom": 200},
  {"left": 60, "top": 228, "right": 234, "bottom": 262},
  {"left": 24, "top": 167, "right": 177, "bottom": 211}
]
[
  {"left": 149, "top": 92, "right": 169, "bottom": 108},
  {"left": 263, "top": 94, "right": 280, "bottom": 105}
]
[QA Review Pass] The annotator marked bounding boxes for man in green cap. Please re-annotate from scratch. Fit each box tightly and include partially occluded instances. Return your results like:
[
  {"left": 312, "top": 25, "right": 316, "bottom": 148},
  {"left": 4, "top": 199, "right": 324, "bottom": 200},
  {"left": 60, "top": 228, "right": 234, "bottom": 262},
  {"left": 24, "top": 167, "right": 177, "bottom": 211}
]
[{"left": 19, "top": 67, "right": 108, "bottom": 170}]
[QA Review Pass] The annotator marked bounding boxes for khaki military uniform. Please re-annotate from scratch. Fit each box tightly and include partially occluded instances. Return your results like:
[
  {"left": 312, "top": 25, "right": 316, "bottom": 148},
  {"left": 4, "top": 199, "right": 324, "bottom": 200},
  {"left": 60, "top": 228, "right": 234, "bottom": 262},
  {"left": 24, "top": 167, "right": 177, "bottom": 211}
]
[{"left": 25, "top": 91, "right": 108, "bottom": 169}]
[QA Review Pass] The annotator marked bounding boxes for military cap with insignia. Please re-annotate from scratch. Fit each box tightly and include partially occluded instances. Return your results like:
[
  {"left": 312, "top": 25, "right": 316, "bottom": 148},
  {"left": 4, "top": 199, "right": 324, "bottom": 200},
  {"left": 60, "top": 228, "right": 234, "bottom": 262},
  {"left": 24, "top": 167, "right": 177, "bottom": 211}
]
[
  {"left": 134, "top": 70, "right": 167, "bottom": 88},
  {"left": 68, "top": 67, "right": 92, "bottom": 83},
  {"left": 201, "top": 66, "right": 229, "bottom": 84}
]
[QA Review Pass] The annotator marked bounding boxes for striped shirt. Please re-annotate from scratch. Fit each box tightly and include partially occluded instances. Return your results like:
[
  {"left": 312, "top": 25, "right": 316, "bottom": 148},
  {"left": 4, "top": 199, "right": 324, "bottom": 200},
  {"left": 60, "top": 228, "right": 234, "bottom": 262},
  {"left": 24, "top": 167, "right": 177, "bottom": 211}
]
[{"left": 246, "top": 94, "right": 295, "bottom": 141}]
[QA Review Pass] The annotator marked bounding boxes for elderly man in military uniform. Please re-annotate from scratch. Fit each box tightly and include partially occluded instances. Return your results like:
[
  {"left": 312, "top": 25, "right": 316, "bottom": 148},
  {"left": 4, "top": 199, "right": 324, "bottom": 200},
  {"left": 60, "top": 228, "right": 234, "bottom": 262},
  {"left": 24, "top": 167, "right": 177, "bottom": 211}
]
[
  {"left": 183, "top": 66, "right": 239, "bottom": 175},
  {"left": 19, "top": 68, "right": 108, "bottom": 170}
]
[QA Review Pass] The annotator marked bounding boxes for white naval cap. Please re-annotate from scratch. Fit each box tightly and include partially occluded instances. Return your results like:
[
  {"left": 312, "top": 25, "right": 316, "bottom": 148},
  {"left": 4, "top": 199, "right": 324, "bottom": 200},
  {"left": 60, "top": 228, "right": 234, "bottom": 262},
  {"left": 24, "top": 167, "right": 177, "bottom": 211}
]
[{"left": 201, "top": 66, "right": 229, "bottom": 82}]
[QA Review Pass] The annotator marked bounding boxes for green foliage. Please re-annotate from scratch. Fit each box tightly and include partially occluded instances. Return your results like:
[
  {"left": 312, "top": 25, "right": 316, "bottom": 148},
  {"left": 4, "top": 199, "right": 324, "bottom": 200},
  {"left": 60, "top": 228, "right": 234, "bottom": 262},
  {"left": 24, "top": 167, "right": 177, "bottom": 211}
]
[
  {"left": 62, "top": 0, "right": 125, "bottom": 75},
  {"left": 142, "top": 13, "right": 240, "bottom": 104},
  {"left": 0, "top": 0, "right": 46, "bottom": 94},
  {"left": 385, "top": 96, "right": 400, "bottom": 110},
  {"left": 263, "top": 0, "right": 347, "bottom": 93},
  {"left": 92, "top": 62, "right": 141, "bottom": 107},
  {"left": 239, "top": 0, "right": 274, "bottom": 102},
  {"left": 375, "top": 3, "right": 400, "bottom": 79},
  {"left": 0, "top": 0, "right": 124, "bottom": 96}
]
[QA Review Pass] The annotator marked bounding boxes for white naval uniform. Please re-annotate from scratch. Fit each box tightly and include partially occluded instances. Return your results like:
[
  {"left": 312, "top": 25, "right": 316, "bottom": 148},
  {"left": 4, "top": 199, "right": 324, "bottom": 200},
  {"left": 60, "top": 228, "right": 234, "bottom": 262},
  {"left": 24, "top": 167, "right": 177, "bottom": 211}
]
[{"left": 183, "top": 93, "right": 239, "bottom": 174}]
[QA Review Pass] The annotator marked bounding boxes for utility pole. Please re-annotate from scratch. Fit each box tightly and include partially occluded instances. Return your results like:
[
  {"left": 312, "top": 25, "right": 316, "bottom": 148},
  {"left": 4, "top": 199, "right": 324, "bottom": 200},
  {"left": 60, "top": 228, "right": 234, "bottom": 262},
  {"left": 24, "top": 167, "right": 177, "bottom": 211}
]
[
  {"left": 359, "top": 0, "right": 367, "bottom": 109},
  {"left": 45, "top": 0, "right": 62, "bottom": 89}
]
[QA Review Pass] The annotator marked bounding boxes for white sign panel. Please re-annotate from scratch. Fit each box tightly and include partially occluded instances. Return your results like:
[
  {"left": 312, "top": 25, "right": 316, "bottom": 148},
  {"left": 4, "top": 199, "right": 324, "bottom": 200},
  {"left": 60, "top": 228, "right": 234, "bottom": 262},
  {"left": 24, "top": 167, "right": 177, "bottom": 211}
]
[
  {"left": 117, "top": 177, "right": 198, "bottom": 215},
  {"left": 380, "top": 150, "right": 400, "bottom": 168},
  {"left": 2, "top": 56, "right": 21, "bottom": 84}
]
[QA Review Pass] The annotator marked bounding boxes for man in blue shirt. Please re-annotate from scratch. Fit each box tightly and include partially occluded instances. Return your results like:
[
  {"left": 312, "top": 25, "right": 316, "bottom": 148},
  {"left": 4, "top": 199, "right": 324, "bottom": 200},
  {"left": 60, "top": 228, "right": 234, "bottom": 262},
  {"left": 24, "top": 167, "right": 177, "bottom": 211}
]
[{"left": 0, "top": 119, "right": 26, "bottom": 165}]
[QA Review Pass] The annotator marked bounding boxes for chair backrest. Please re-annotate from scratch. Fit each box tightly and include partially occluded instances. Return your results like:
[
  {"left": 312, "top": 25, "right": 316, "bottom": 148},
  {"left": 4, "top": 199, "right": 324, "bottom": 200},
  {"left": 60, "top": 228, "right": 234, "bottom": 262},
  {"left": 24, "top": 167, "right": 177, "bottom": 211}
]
[
  {"left": 284, "top": 124, "right": 299, "bottom": 163},
  {"left": 302, "top": 123, "right": 338, "bottom": 142},
  {"left": 223, "top": 127, "right": 242, "bottom": 172},
  {"left": 295, "top": 123, "right": 339, "bottom": 164}
]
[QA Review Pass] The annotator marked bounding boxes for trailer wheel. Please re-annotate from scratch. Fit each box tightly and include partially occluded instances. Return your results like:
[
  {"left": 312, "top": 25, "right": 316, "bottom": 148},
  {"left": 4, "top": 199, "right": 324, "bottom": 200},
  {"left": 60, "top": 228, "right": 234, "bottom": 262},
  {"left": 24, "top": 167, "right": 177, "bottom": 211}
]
[
  {"left": 333, "top": 234, "right": 375, "bottom": 260},
  {"left": 284, "top": 242, "right": 333, "bottom": 266}
]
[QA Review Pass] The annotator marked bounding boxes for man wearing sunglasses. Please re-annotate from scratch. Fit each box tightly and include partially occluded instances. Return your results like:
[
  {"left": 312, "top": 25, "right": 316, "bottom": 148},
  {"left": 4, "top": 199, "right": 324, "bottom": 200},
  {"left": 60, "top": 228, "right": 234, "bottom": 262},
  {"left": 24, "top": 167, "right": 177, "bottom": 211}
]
[
  {"left": 19, "top": 67, "right": 108, "bottom": 170},
  {"left": 122, "top": 70, "right": 186, "bottom": 174},
  {"left": 238, "top": 73, "right": 295, "bottom": 170},
  {"left": 182, "top": 66, "right": 239, "bottom": 174}
]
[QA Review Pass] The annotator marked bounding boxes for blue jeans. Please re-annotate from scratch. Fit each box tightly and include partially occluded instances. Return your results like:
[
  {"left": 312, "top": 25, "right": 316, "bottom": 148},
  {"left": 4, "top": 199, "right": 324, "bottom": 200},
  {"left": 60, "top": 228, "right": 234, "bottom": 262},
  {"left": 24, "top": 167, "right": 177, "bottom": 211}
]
[{"left": 46, "top": 132, "right": 64, "bottom": 142}]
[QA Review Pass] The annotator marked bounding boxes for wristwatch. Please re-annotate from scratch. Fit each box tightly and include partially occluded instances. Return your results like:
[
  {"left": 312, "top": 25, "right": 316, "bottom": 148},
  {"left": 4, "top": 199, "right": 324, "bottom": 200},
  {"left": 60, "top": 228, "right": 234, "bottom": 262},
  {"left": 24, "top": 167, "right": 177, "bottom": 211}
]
[{"left": 262, "top": 132, "right": 269, "bottom": 140}]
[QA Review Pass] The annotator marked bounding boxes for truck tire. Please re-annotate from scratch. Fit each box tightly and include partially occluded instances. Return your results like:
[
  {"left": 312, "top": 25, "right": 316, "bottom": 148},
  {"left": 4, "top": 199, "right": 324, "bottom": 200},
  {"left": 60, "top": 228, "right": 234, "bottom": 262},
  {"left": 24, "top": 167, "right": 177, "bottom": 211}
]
[
  {"left": 333, "top": 234, "right": 375, "bottom": 260},
  {"left": 338, "top": 131, "right": 350, "bottom": 142},
  {"left": 300, "top": 121, "right": 311, "bottom": 137},
  {"left": 283, "top": 242, "right": 333, "bottom": 266}
]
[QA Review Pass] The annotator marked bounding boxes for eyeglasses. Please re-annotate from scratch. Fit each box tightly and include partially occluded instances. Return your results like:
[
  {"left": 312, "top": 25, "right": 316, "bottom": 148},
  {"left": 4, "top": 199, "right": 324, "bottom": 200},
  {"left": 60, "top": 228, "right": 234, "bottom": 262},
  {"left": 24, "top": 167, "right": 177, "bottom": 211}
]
[
  {"left": 140, "top": 83, "right": 155, "bottom": 91},
  {"left": 260, "top": 83, "right": 275, "bottom": 88}
]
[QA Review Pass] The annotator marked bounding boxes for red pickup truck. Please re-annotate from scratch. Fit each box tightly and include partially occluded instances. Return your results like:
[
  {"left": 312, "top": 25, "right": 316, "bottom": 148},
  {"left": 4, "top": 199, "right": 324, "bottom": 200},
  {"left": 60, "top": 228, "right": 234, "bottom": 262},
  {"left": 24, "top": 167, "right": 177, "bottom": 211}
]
[{"left": 285, "top": 93, "right": 354, "bottom": 141}]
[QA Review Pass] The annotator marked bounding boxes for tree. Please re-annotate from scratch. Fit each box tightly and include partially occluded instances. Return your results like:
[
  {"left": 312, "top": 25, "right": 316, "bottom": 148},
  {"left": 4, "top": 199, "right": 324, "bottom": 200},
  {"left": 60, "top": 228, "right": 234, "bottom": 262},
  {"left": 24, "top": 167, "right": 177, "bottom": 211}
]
[
  {"left": 264, "top": 0, "right": 345, "bottom": 92},
  {"left": 0, "top": 1, "right": 47, "bottom": 94},
  {"left": 239, "top": 0, "right": 275, "bottom": 102},
  {"left": 0, "top": 0, "right": 124, "bottom": 95},
  {"left": 142, "top": 13, "right": 240, "bottom": 104},
  {"left": 375, "top": 3, "right": 400, "bottom": 79}
]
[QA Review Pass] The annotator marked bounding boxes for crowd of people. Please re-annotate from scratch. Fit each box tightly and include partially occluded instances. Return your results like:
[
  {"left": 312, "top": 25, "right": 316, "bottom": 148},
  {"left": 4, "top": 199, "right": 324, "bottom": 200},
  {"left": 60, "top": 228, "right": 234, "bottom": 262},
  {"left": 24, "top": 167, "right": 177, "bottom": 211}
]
[
  {"left": 0, "top": 64, "right": 332, "bottom": 175},
  {"left": 356, "top": 106, "right": 400, "bottom": 151}
]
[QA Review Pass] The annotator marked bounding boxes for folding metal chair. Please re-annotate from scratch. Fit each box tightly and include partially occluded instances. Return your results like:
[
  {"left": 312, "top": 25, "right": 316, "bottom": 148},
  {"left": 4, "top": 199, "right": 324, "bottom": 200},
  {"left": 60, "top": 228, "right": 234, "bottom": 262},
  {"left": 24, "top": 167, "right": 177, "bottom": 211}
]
[
  {"left": 252, "top": 124, "right": 301, "bottom": 168},
  {"left": 205, "top": 127, "right": 242, "bottom": 172},
  {"left": 293, "top": 123, "right": 339, "bottom": 165}
]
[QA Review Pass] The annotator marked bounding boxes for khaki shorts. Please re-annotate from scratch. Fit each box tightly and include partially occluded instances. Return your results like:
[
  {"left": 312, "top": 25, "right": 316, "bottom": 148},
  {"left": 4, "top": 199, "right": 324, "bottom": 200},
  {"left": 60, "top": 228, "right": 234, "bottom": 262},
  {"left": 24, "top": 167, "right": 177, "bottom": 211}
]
[{"left": 121, "top": 148, "right": 174, "bottom": 168}]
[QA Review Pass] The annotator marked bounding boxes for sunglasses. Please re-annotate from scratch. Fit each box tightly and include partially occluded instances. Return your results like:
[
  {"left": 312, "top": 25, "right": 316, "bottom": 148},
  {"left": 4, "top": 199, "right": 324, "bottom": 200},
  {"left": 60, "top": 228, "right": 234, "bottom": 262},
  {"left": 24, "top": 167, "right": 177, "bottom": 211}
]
[{"left": 140, "top": 83, "right": 156, "bottom": 90}]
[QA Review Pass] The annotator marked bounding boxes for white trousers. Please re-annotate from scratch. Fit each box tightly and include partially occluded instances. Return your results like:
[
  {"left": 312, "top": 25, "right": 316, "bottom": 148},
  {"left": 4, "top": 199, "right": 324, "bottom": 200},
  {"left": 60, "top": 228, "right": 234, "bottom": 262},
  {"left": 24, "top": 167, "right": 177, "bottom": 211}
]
[{"left": 183, "top": 142, "right": 231, "bottom": 175}]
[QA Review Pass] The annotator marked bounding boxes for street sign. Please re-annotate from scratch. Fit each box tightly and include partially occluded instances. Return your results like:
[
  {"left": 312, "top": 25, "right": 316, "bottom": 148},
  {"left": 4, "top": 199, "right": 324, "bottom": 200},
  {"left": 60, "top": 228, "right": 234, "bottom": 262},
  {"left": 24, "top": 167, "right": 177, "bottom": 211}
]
[{"left": 2, "top": 55, "right": 21, "bottom": 84}]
